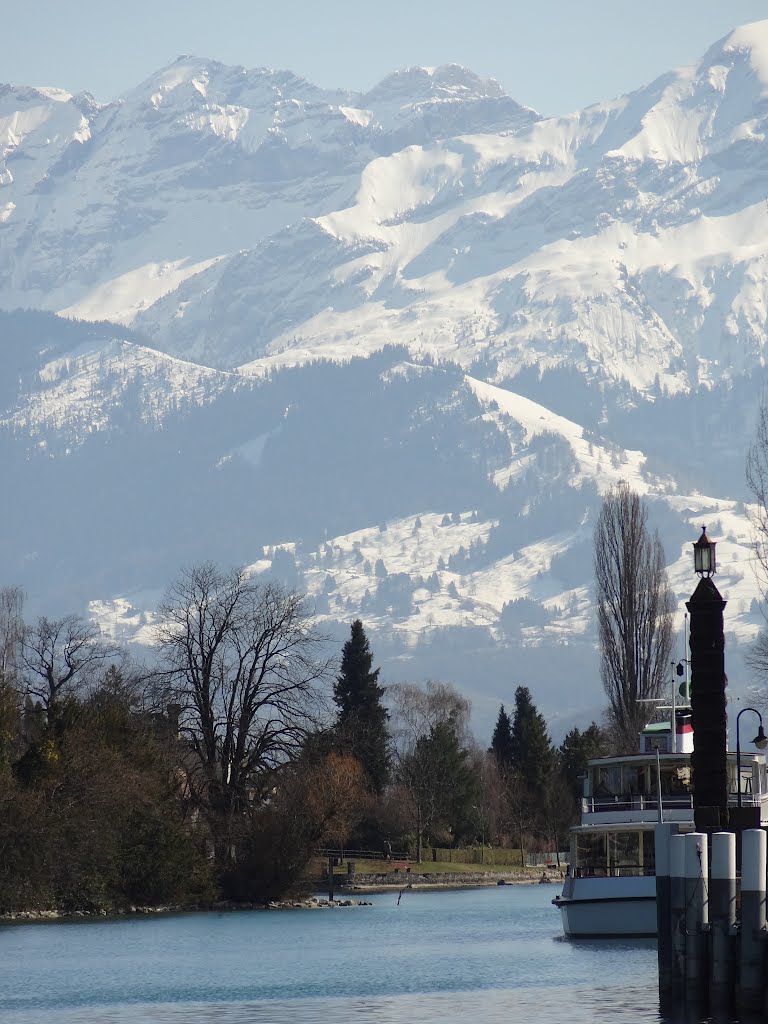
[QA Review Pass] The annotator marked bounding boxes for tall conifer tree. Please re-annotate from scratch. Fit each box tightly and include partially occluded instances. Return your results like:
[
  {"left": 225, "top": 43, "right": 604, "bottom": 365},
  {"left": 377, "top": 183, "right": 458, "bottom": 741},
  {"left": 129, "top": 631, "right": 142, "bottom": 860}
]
[
  {"left": 490, "top": 704, "right": 514, "bottom": 770},
  {"left": 510, "top": 685, "right": 554, "bottom": 796},
  {"left": 334, "top": 620, "right": 390, "bottom": 794}
]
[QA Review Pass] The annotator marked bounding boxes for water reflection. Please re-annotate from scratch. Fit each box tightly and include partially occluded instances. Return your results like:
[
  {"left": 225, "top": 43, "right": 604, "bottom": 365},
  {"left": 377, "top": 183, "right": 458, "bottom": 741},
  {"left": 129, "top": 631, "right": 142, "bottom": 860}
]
[
  {"left": 6, "top": 986, "right": 677, "bottom": 1024},
  {"left": 0, "top": 888, "right": 671, "bottom": 1023}
]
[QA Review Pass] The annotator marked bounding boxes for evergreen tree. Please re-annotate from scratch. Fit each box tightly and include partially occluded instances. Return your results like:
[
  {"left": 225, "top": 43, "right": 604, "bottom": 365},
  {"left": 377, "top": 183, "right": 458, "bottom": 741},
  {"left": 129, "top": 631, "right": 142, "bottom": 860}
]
[
  {"left": 334, "top": 620, "right": 390, "bottom": 794},
  {"left": 510, "top": 686, "right": 555, "bottom": 796},
  {"left": 490, "top": 704, "right": 514, "bottom": 769},
  {"left": 416, "top": 720, "right": 477, "bottom": 843},
  {"left": 510, "top": 686, "right": 562, "bottom": 856},
  {"left": 401, "top": 718, "right": 477, "bottom": 858},
  {"left": 559, "top": 723, "right": 608, "bottom": 805}
]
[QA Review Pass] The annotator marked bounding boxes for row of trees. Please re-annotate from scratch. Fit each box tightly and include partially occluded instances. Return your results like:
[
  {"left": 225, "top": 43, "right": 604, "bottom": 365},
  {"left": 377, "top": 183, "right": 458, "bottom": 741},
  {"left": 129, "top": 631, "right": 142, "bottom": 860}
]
[
  {"left": 0, "top": 569, "right": 356, "bottom": 911},
  {"left": 0, "top": 567, "right": 605, "bottom": 913},
  {"left": 0, "top": 477, "right": 685, "bottom": 912}
]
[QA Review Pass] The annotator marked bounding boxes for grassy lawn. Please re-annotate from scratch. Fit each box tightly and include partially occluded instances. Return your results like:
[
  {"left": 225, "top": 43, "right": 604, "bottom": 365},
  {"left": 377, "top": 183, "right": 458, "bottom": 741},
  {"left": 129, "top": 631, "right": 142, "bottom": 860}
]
[{"left": 311, "top": 854, "right": 529, "bottom": 877}]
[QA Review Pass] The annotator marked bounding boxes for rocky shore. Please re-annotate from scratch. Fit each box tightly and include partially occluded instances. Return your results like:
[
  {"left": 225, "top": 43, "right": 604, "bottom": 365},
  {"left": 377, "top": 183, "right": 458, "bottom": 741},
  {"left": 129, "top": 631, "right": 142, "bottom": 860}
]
[
  {"left": 346, "top": 869, "right": 562, "bottom": 890},
  {"left": 0, "top": 897, "right": 373, "bottom": 922}
]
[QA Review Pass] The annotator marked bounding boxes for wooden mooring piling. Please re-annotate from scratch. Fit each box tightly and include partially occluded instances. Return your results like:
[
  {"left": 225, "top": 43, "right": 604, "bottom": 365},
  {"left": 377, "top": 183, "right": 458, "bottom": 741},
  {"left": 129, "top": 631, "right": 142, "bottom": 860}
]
[{"left": 656, "top": 824, "right": 768, "bottom": 1015}]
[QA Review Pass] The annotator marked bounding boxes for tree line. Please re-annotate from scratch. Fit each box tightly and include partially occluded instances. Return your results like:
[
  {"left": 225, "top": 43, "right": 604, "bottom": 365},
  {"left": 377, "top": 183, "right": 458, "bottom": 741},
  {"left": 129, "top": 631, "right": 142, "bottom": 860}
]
[
  {"left": 0, "top": 479, "right": 680, "bottom": 913},
  {"left": 0, "top": 572, "right": 599, "bottom": 914}
]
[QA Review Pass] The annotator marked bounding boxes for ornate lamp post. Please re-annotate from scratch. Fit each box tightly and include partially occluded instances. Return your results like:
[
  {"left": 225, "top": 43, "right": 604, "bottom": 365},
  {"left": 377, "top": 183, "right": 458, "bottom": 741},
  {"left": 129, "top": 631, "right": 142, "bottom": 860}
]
[
  {"left": 735, "top": 707, "right": 768, "bottom": 809},
  {"left": 692, "top": 526, "right": 716, "bottom": 577},
  {"left": 686, "top": 525, "right": 728, "bottom": 831}
]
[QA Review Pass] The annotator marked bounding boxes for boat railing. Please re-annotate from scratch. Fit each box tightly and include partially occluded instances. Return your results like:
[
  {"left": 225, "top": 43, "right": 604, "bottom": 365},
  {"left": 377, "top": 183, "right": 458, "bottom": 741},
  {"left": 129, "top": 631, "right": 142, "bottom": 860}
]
[{"left": 581, "top": 795, "right": 693, "bottom": 814}]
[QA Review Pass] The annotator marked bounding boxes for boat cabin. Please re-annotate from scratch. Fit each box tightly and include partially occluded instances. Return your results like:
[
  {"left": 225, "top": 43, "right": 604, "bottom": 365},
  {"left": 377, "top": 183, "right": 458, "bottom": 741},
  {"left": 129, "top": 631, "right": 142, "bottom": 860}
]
[{"left": 569, "top": 732, "right": 768, "bottom": 880}]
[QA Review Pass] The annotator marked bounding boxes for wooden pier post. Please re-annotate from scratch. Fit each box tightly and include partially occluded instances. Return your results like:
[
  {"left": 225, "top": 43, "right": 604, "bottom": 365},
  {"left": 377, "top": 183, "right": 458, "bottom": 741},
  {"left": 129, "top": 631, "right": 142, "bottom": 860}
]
[
  {"left": 684, "top": 832, "right": 708, "bottom": 1004},
  {"left": 710, "top": 831, "right": 737, "bottom": 1009},
  {"left": 738, "top": 828, "right": 767, "bottom": 1014}
]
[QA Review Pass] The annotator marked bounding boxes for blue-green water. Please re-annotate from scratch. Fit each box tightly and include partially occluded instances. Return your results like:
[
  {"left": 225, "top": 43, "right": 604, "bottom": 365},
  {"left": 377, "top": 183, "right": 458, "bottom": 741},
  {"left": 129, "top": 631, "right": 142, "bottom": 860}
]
[{"left": 1, "top": 886, "right": 668, "bottom": 1023}]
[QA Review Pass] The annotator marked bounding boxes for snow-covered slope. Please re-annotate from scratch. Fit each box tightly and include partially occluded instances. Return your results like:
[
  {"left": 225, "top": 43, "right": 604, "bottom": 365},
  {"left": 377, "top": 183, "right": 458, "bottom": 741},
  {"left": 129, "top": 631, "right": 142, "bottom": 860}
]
[
  {"left": 4, "top": 25, "right": 768, "bottom": 733},
  {"left": 0, "top": 61, "right": 535, "bottom": 332},
  {"left": 4, "top": 27, "right": 768, "bottom": 392},
  {"left": 1, "top": 312, "right": 760, "bottom": 735}
]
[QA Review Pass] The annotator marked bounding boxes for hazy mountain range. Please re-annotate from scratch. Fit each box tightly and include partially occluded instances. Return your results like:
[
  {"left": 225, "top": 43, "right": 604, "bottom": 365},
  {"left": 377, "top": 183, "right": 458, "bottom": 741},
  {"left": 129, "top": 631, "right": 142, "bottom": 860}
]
[{"left": 3, "top": 22, "right": 768, "bottom": 736}]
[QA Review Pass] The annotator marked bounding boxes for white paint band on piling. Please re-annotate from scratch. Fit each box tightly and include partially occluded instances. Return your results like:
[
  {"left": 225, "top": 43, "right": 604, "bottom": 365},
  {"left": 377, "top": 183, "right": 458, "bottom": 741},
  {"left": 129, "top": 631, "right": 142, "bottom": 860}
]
[
  {"left": 739, "top": 828, "right": 767, "bottom": 1013},
  {"left": 710, "top": 831, "right": 736, "bottom": 1007}
]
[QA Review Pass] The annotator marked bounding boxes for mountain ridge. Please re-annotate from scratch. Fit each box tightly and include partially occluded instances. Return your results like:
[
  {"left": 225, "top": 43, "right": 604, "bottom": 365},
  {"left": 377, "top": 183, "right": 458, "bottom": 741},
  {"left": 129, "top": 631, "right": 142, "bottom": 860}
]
[{"left": 3, "top": 25, "right": 768, "bottom": 734}]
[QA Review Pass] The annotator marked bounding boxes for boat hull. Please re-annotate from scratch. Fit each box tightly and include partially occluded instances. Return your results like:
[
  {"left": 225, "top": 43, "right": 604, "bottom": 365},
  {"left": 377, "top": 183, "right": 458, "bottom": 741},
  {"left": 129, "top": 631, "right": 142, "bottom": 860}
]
[{"left": 553, "top": 875, "right": 657, "bottom": 938}]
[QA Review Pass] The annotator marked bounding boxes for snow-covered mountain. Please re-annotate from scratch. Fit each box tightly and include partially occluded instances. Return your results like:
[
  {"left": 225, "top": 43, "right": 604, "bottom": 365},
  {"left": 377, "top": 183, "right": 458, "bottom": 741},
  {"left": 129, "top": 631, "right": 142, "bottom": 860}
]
[{"left": 3, "top": 24, "right": 768, "bottom": 736}]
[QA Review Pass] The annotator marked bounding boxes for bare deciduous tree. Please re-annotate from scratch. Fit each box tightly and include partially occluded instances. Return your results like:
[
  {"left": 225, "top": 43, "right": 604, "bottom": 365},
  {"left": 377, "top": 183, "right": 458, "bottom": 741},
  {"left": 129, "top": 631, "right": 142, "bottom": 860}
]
[
  {"left": 388, "top": 680, "right": 471, "bottom": 751},
  {"left": 594, "top": 483, "right": 674, "bottom": 752},
  {"left": 20, "top": 614, "right": 121, "bottom": 718},
  {"left": 153, "top": 562, "right": 332, "bottom": 867}
]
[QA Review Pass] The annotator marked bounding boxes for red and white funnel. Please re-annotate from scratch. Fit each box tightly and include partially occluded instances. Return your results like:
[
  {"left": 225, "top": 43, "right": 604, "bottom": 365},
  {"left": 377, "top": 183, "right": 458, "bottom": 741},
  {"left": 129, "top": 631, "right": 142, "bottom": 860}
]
[{"left": 675, "top": 709, "right": 693, "bottom": 754}]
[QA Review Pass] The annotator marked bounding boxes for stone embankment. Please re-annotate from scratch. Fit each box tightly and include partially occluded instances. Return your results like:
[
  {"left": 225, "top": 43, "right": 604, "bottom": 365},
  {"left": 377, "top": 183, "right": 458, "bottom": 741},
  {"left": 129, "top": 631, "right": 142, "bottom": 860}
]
[
  {"left": 265, "top": 897, "right": 372, "bottom": 909},
  {"left": 0, "top": 897, "right": 372, "bottom": 921}
]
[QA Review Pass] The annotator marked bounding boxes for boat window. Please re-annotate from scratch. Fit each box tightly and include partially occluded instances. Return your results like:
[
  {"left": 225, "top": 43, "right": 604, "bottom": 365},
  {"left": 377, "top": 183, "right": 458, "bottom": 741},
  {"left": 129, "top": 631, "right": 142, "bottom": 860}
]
[
  {"left": 624, "top": 766, "right": 648, "bottom": 795},
  {"left": 608, "top": 831, "right": 640, "bottom": 871},
  {"left": 575, "top": 830, "right": 652, "bottom": 877},
  {"left": 738, "top": 766, "right": 754, "bottom": 795},
  {"left": 595, "top": 766, "right": 622, "bottom": 796},
  {"left": 576, "top": 832, "right": 606, "bottom": 872},
  {"left": 659, "top": 765, "right": 691, "bottom": 796}
]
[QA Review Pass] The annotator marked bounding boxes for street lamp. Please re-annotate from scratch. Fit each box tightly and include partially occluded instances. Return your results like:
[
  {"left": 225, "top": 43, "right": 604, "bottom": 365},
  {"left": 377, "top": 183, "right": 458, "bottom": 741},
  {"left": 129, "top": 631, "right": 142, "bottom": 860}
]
[
  {"left": 693, "top": 526, "right": 717, "bottom": 577},
  {"left": 735, "top": 707, "right": 768, "bottom": 809}
]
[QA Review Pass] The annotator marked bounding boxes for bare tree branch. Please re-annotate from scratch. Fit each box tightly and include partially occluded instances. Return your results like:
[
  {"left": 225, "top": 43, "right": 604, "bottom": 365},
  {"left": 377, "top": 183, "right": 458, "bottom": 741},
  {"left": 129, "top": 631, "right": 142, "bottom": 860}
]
[
  {"left": 152, "top": 562, "right": 333, "bottom": 867},
  {"left": 20, "top": 614, "right": 122, "bottom": 717}
]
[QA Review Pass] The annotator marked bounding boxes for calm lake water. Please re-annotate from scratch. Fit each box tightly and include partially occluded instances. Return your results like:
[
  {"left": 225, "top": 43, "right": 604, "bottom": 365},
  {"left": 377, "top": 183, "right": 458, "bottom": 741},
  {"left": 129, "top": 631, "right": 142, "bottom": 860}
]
[{"left": 0, "top": 885, "right": 700, "bottom": 1023}]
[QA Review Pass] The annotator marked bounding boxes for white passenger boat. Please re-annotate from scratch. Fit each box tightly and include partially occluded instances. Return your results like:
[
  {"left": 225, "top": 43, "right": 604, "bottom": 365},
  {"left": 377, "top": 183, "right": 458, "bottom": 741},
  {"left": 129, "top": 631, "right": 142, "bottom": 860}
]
[{"left": 553, "top": 715, "right": 768, "bottom": 937}]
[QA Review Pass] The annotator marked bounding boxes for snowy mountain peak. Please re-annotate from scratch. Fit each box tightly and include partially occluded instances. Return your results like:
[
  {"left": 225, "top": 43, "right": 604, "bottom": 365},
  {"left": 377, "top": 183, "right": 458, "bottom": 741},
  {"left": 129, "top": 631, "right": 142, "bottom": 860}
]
[
  {"left": 716, "top": 19, "right": 768, "bottom": 90},
  {"left": 122, "top": 56, "right": 344, "bottom": 112},
  {"left": 364, "top": 64, "right": 509, "bottom": 103}
]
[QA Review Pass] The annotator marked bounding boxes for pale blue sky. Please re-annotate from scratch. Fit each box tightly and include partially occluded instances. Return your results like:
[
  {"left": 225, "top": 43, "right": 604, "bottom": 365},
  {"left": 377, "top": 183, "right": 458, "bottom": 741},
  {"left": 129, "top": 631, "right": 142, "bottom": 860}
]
[{"left": 6, "top": 1, "right": 768, "bottom": 115}]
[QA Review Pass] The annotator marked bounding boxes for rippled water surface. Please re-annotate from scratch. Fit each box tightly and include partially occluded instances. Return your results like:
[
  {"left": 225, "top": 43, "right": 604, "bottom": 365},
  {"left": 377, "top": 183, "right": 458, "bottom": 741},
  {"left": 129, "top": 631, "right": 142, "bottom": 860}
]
[{"left": 0, "top": 885, "right": 675, "bottom": 1023}]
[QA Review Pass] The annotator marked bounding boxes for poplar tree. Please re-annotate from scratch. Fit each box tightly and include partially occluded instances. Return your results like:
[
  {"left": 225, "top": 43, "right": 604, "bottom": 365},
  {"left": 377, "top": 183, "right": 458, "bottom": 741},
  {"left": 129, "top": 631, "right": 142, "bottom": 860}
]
[
  {"left": 594, "top": 483, "right": 674, "bottom": 752},
  {"left": 333, "top": 620, "right": 390, "bottom": 794}
]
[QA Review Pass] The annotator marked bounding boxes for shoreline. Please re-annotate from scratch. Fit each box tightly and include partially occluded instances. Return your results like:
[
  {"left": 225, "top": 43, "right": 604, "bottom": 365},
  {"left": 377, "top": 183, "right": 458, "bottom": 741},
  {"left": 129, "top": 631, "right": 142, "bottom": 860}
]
[
  {"left": 0, "top": 896, "right": 374, "bottom": 923},
  {"left": 0, "top": 871, "right": 563, "bottom": 922}
]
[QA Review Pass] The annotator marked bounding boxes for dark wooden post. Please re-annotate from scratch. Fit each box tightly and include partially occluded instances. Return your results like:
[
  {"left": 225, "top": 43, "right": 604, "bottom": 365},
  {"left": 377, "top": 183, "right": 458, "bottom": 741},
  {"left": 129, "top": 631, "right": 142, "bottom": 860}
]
[{"left": 686, "top": 577, "right": 728, "bottom": 832}]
